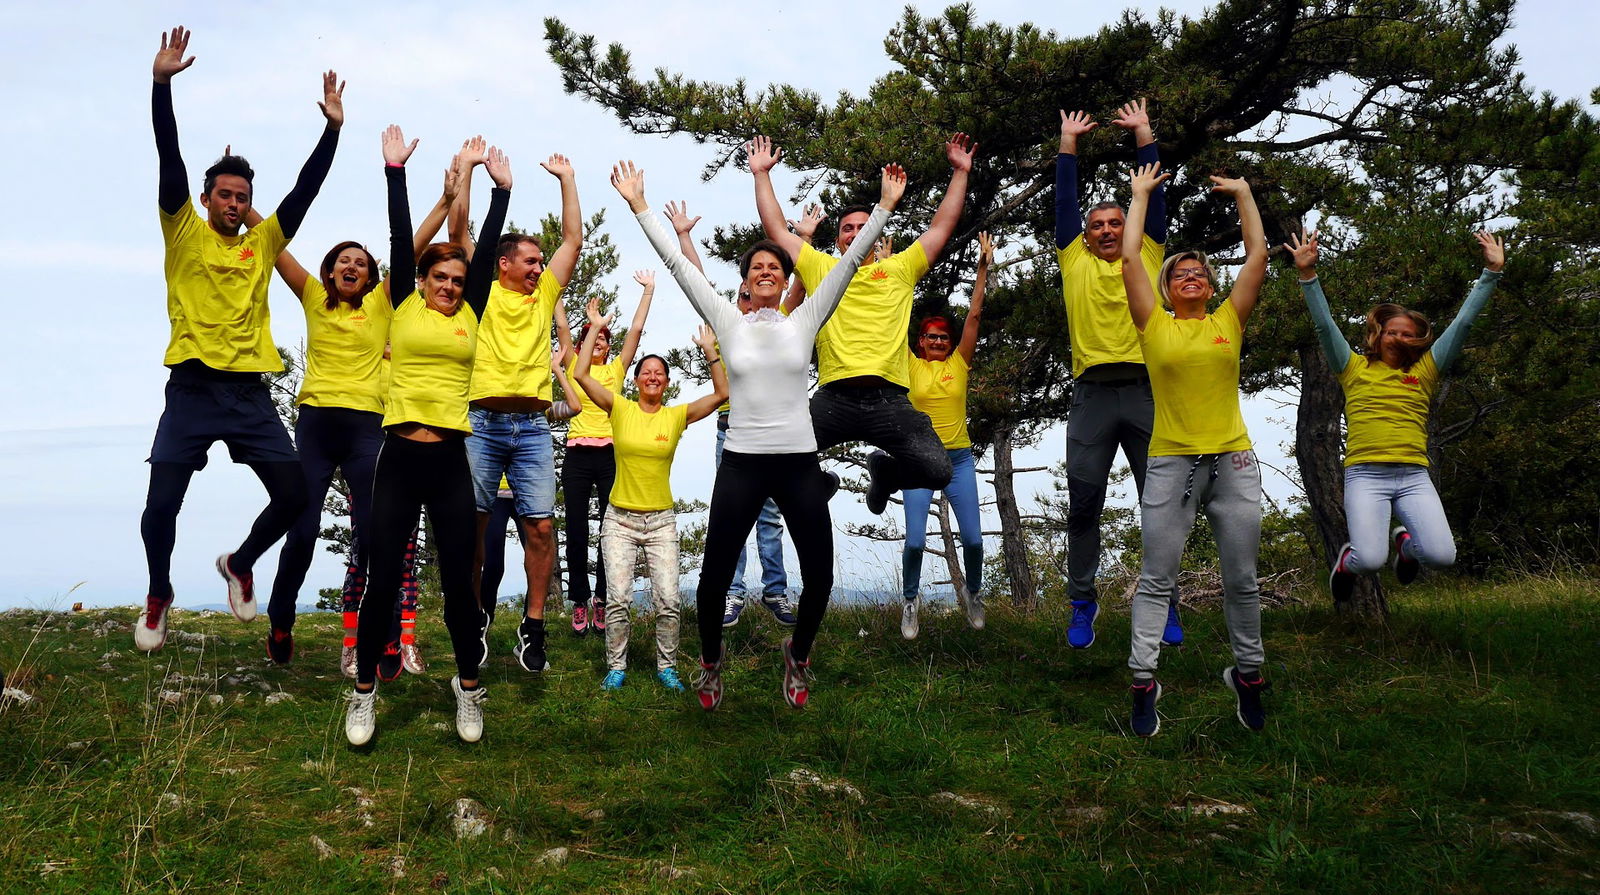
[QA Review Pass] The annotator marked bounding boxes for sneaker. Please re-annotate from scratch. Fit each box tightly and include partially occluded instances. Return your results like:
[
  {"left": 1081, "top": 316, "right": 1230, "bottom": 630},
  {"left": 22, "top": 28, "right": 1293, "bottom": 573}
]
[
  {"left": 377, "top": 641, "right": 403, "bottom": 682},
  {"left": 864, "top": 450, "right": 893, "bottom": 515},
  {"left": 693, "top": 656, "right": 724, "bottom": 711},
  {"left": 1392, "top": 525, "right": 1421, "bottom": 585},
  {"left": 1223, "top": 666, "right": 1268, "bottom": 731},
  {"left": 759, "top": 594, "right": 798, "bottom": 626},
  {"left": 1329, "top": 543, "right": 1357, "bottom": 602},
  {"left": 601, "top": 669, "right": 626, "bottom": 690},
  {"left": 959, "top": 587, "right": 985, "bottom": 630},
  {"left": 590, "top": 599, "right": 606, "bottom": 633},
  {"left": 345, "top": 686, "right": 377, "bottom": 746},
  {"left": 215, "top": 553, "right": 257, "bottom": 622},
  {"left": 265, "top": 627, "right": 294, "bottom": 665},
  {"left": 571, "top": 603, "right": 589, "bottom": 635},
  {"left": 781, "top": 638, "right": 811, "bottom": 709},
  {"left": 900, "top": 596, "right": 920, "bottom": 640},
  {"left": 400, "top": 640, "right": 426, "bottom": 675},
  {"left": 1130, "top": 680, "right": 1162, "bottom": 737},
  {"left": 1162, "top": 603, "right": 1184, "bottom": 647},
  {"left": 820, "top": 469, "right": 841, "bottom": 502},
  {"left": 134, "top": 593, "right": 173, "bottom": 652},
  {"left": 721, "top": 595, "right": 747, "bottom": 628},
  {"left": 1068, "top": 600, "right": 1098, "bottom": 649},
  {"left": 657, "top": 668, "right": 685, "bottom": 692},
  {"left": 450, "top": 676, "right": 486, "bottom": 742},
  {"left": 514, "top": 619, "right": 549, "bottom": 672},
  {"left": 340, "top": 644, "right": 358, "bottom": 680}
]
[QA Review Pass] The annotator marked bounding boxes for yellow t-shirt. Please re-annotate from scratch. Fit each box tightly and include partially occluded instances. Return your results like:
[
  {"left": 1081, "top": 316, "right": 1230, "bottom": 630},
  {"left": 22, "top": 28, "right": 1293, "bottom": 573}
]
[
  {"left": 566, "top": 358, "right": 626, "bottom": 440},
  {"left": 468, "top": 271, "right": 564, "bottom": 403},
  {"left": 159, "top": 201, "right": 289, "bottom": 372},
  {"left": 1058, "top": 234, "right": 1163, "bottom": 378},
  {"left": 1139, "top": 301, "right": 1252, "bottom": 457},
  {"left": 908, "top": 351, "right": 970, "bottom": 449},
  {"left": 297, "top": 279, "right": 391, "bottom": 414},
  {"left": 382, "top": 291, "right": 478, "bottom": 433},
  {"left": 1339, "top": 352, "right": 1440, "bottom": 467},
  {"left": 796, "top": 241, "right": 931, "bottom": 388},
  {"left": 607, "top": 398, "right": 690, "bottom": 512}
]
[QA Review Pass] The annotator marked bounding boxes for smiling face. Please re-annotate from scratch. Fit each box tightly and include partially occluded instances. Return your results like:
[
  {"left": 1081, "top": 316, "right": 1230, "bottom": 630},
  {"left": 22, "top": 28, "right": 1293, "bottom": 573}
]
[
  {"left": 835, "top": 211, "right": 873, "bottom": 253},
  {"left": 201, "top": 174, "right": 252, "bottom": 237},
  {"left": 589, "top": 327, "right": 611, "bottom": 363},
  {"left": 918, "top": 322, "right": 954, "bottom": 361},
  {"left": 1379, "top": 315, "right": 1420, "bottom": 366},
  {"left": 420, "top": 259, "right": 468, "bottom": 315},
  {"left": 499, "top": 241, "right": 545, "bottom": 293},
  {"left": 634, "top": 356, "right": 668, "bottom": 402},
  {"left": 743, "top": 250, "right": 787, "bottom": 306},
  {"left": 328, "top": 247, "right": 372, "bottom": 299},
  {"left": 1165, "top": 258, "right": 1215, "bottom": 309}
]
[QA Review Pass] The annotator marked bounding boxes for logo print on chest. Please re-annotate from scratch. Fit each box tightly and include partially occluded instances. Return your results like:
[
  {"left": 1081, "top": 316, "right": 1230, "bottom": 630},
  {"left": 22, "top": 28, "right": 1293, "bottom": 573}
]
[
  {"left": 868, "top": 269, "right": 889, "bottom": 281},
  {"left": 654, "top": 434, "right": 669, "bottom": 443},
  {"left": 1213, "top": 335, "right": 1231, "bottom": 345},
  {"left": 1401, "top": 375, "right": 1420, "bottom": 387},
  {"left": 238, "top": 247, "right": 255, "bottom": 262}
]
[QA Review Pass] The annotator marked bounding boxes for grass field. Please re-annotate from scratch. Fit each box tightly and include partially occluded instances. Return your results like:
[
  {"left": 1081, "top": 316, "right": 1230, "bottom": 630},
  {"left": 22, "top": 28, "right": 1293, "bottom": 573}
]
[{"left": 2, "top": 576, "right": 1597, "bottom": 893}]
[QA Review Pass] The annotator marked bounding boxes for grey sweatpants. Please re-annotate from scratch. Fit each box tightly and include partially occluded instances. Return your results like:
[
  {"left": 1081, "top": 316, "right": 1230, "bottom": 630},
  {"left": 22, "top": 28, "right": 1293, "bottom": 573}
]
[{"left": 1129, "top": 451, "right": 1264, "bottom": 679}]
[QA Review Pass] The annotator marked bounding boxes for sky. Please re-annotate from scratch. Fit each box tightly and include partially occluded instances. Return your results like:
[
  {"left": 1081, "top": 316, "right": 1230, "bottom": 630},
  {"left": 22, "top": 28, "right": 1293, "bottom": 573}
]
[{"left": 0, "top": 0, "right": 1594, "bottom": 612}]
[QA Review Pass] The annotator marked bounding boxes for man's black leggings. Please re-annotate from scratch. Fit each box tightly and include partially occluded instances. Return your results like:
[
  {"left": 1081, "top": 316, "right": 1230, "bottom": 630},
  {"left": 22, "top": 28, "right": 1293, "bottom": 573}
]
[
  {"left": 142, "top": 460, "right": 305, "bottom": 599},
  {"left": 561, "top": 444, "right": 615, "bottom": 608}
]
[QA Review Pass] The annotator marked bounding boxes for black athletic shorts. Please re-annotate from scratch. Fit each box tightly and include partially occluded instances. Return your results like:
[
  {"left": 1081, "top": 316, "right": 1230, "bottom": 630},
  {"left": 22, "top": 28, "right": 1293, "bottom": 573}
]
[{"left": 147, "top": 360, "right": 298, "bottom": 470}]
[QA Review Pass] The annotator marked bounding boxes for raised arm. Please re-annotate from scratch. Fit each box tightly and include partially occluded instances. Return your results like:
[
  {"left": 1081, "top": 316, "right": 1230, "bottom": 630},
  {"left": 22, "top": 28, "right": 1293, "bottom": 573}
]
[
  {"left": 1431, "top": 231, "right": 1506, "bottom": 372},
  {"left": 612, "top": 161, "right": 739, "bottom": 335},
  {"left": 573, "top": 298, "right": 617, "bottom": 415},
  {"left": 1112, "top": 99, "right": 1166, "bottom": 244},
  {"left": 916, "top": 133, "right": 976, "bottom": 260},
  {"left": 790, "top": 164, "right": 906, "bottom": 336},
  {"left": 683, "top": 325, "right": 730, "bottom": 425},
  {"left": 1121, "top": 163, "right": 1171, "bottom": 330},
  {"left": 748, "top": 136, "right": 805, "bottom": 259},
  {"left": 379, "top": 125, "right": 419, "bottom": 308},
  {"left": 548, "top": 345, "right": 581, "bottom": 421},
  {"left": 1287, "top": 230, "right": 1352, "bottom": 372},
  {"left": 1054, "top": 110, "right": 1097, "bottom": 250},
  {"left": 958, "top": 231, "right": 992, "bottom": 364},
  {"left": 781, "top": 203, "right": 825, "bottom": 313},
  {"left": 276, "top": 71, "right": 345, "bottom": 239},
  {"left": 449, "top": 136, "right": 485, "bottom": 262},
  {"left": 617, "top": 270, "right": 655, "bottom": 371},
  {"left": 244, "top": 206, "right": 312, "bottom": 297},
  {"left": 542, "top": 154, "right": 582, "bottom": 286},
  {"left": 663, "top": 201, "right": 705, "bottom": 273},
  {"left": 1211, "top": 175, "right": 1268, "bottom": 326},
  {"left": 151, "top": 27, "right": 195, "bottom": 215},
  {"left": 462, "top": 147, "right": 512, "bottom": 319},
  {"left": 413, "top": 154, "right": 463, "bottom": 258}
]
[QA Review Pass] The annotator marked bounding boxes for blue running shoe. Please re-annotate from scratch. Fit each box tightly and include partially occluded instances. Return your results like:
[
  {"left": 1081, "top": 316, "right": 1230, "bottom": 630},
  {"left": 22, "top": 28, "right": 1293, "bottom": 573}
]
[
  {"left": 601, "top": 669, "right": 626, "bottom": 690},
  {"left": 721, "top": 596, "right": 746, "bottom": 628},
  {"left": 760, "top": 594, "right": 798, "bottom": 626},
  {"left": 657, "top": 668, "right": 685, "bottom": 692},
  {"left": 1068, "top": 600, "right": 1098, "bottom": 649},
  {"left": 1130, "top": 680, "right": 1162, "bottom": 737},
  {"left": 1162, "top": 603, "right": 1184, "bottom": 647}
]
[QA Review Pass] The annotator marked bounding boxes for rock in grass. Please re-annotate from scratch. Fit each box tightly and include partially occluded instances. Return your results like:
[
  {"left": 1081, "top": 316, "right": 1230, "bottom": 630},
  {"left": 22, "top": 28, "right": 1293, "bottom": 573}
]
[
  {"left": 158, "top": 690, "right": 185, "bottom": 705},
  {"left": 581, "top": 808, "right": 605, "bottom": 822},
  {"left": 264, "top": 692, "right": 294, "bottom": 705},
  {"left": 2, "top": 687, "right": 35, "bottom": 705},
  {"left": 536, "top": 847, "right": 569, "bottom": 867},
  {"left": 932, "top": 791, "right": 1008, "bottom": 819},
  {"left": 1169, "top": 799, "right": 1252, "bottom": 817},
  {"left": 387, "top": 855, "right": 407, "bottom": 878},
  {"left": 777, "top": 767, "right": 864, "bottom": 804},
  {"left": 309, "top": 835, "right": 335, "bottom": 860},
  {"left": 655, "top": 863, "right": 696, "bottom": 881},
  {"left": 450, "top": 798, "right": 490, "bottom": 839}
]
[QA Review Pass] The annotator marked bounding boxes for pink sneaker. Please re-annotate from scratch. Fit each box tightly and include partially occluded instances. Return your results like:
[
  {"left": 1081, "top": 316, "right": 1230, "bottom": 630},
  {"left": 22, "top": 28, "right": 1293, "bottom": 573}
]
[
  {"left": 590, "top": 598, "right": 606, "bottom": 632},
  {"left": 571, "top": 603, "right": 589, "bottom": 635},
  {"left": 782, "top": 638, "right": 811, "bottom": 709},
  {"left": 693, "top": 658, "right": 723, "bottom": 711}
]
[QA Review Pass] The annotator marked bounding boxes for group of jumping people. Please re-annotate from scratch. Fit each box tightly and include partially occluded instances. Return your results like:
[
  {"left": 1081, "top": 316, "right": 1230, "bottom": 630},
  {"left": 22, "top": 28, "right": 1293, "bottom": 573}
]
[{"left": 138, "top": 29, "right": 1503, "bottom": 744}]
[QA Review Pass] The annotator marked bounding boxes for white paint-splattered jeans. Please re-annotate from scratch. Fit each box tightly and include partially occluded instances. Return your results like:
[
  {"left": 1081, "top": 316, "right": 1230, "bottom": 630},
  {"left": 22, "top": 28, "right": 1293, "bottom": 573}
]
[{"left": 600, "top": 506, "right": 681, "bottom": 672}]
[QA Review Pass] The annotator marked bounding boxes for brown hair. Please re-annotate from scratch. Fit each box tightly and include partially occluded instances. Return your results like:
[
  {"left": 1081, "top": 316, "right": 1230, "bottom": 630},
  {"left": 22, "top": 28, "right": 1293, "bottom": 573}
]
[
  {"left": 497, "top": 233, "right": 542, "bottom": 261},
  {"left": 738, "top": 240, "right": 795, "bottom": 278},
  {"left": 1363, "top": 304, "right": 1433, "bottom": 369},
  {"left": 318, "top": 241, "right": 379, "bottom": 311},
  {"left": 416, "top": 242, "right": 468, "bottom": 280}
]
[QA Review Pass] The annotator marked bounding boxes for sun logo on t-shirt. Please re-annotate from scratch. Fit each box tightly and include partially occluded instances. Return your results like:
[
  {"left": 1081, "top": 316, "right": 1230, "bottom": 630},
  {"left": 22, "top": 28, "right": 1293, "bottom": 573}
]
[
  {"left": 869, "top": 269, "right": 889, "bottom": 280},
  {"left": 1401, "top": 375, "right": 1420, "bottom": 386},
  {"left": 1212, "top": 335, "right": 1231, "bottom": 345},
  {"left": 238, "top": 247, "right": 255, "bottom": 262},
  {"left": 941, "top": 374, "right": 955, "bottom": 383},
  {"left": 654, "top": 434, "right": 669, "bottom": 442},
  {"left": 454, "top": 327, "right": 468, "bottom": 338}
]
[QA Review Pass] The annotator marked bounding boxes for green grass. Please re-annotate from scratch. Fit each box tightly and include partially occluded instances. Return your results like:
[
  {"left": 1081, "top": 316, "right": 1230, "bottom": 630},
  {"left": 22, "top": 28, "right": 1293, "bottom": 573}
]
[{"left": 2, "top": 576, "right": 1598, "bottom": 893}]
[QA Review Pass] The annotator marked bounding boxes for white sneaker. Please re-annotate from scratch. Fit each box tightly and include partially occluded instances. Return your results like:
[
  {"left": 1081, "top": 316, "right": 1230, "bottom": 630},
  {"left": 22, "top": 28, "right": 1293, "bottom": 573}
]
[
  {"left": 451, "top": 676, "right": 486, "bottom": 743},
  {"left": 345, "top": 686, "right": 377, "bottom": 746},
  {"left": 340, "top": 644, "right": 358, "bottom": 680},
  {"left": 961, "top": 588, "right": 986, "bottom": 631},
  {"left": 215, "top": 553, "right": 257, "bottom": 622},
  {"left": 400, "top": 640, "right": 426, "bottom": 675},
  {"left": 135, "top": 593, "right": 173, "bottom": 652},
  {"left": 900, "top": 596, "right": 920, "bottom": 640}
]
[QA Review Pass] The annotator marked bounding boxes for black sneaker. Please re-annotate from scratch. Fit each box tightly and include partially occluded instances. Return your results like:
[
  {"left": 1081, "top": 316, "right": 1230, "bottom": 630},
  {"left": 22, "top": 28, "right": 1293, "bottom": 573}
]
[
  {"left": 1130, "top": 680, "right": 1162, "bottom": 737},
  {"left": 515, "top": 618, "right": 549, "bottom": 673},
  {"left": 1391, "top": 526, "right": 1421, "bottom": 585},
  {"left": 820, "top": 469, "right": 841, "bottom": 502},
  {"left": 1223, "top": 666, "right": 1268, "bottom": 731},
  {"left": 265, "top": 627, "right": 294, "bottom": 665},
  {"left": 864, "top": 451, "right": 893, "bottom": 515},
  {"left": 1329, "top": 543, "right": 1357, "bottom": 603},
  {"left": 377, "top": 640, "right": 403, "bottom": 682}
]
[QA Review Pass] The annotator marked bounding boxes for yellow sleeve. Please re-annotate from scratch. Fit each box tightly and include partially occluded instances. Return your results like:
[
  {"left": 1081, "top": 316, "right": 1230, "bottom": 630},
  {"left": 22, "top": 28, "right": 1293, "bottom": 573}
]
[
  {"left": 1138, "top": 233, "right": 1165, "bottom": 282},
  {"left": 892, "top": 241, "right": 930, "bottom": 283},
  {"left": 1337, "top": 351, "right": 1362, "bottom": 388},
  {"left": 671, "top": 403, "right": 690, "bottom": 435},
  {"left": 1217, "top": 299, "right": 1243, "bottom": 339},
  {"left": 795, "top": 243, "right": 835, "bottom": 294},
  {"left": 159, "top": 200, "right": 201, "bottom": 245}
]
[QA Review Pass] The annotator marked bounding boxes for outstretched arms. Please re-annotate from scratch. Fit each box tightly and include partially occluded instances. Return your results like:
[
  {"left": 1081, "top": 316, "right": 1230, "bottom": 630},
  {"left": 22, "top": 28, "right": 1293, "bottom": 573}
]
[
  {"left": 412, "top": 154, "right": 464, "bottom": 258},
  {"left": 1211, "top": 175, "right": 1268, "bottom": 326},
  {"left": 1112, "top": 99, "right": 1166, "bottom": 244},
  {"left": 1054, "top": 110, "right": 1096, "bottom": 250},
  {"left": 276, "top": 71, "right": 345, "bottom": 239},
  {"left": 748, "top": 136, "right": 806, "bottom": 260},
  {"left": 152, "top": 26, "right": 195, "bottom": 215},
  {"left": 683, "top": 325, "right": 730, "bottom": 425},
  {"left": 380, "top": 125, "right": 419, "bottom": 308},
  {"left": 1121, "top": 162, "right": 1172, "bottom": 330},
  {"left": 612, "top": 161, "right": 740, "bottom": 335},
  {"left": 916, "top": 133, "right": 977, "bottom": 260},
  {"left": 1286, "top": 230, "right": 1353, "bottom": 372},
  {"left": 573, "top": 298, "right": 618, "bottom": 415},
  {"left": 663, "top": 201, "right": 705, "bottom": 273},
  {"left": 1431, "top": 231, "right": 1506, "bottom": 372},
  {"left": 617, "top": 270, "right": 655, "bottom": 371},
  {"left": 463, "top": 147, "right": 512, "bottom": 319},
  {"left": 542, "top": 154, "right": 583, "bottom": 287},
  {"left": 959, "top": 231, "right": 992, "bottom": 364},
  {"left": 448, "top": 136, "right": 486, "bottom": 262}
]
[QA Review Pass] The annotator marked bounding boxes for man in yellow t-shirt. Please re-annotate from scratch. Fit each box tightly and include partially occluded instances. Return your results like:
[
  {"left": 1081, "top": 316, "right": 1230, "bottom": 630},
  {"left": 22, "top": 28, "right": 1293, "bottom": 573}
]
[
  {"left": 1054, "top": 100, "right": 1180, "bottom": 650},
  {"left": 749, "top": 133, "right": 977, "bottom": 515},
  {"left": 460, "top": 153, "right": 580, "bottom": 674},
  {"left": 136, "top": 27, "right": 343, "bottom": 654}
]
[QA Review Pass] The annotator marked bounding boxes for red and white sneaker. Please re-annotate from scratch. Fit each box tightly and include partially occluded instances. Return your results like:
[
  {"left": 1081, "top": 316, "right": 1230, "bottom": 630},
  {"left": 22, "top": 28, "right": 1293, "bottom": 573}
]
[
  {"left": 781, "top": 638, "right": 811, "bottom": 709},
  {"left": 693, "top": 657, "right": 724, "bottom": 711},
  {"left": 590, "top": 598, "right": 606, "bottom": 633},
  {"left": 571, "top": 603, "right": 589, "bottom": 635},
  {"left": 215, "top": 553, "right": 257, "bottom": 622},
  {"left": 135, "top": 593, "right": 173, "bottom": 652},
  {"left": 1391, "top": 525, "right": 1421, "bottom": 585}
]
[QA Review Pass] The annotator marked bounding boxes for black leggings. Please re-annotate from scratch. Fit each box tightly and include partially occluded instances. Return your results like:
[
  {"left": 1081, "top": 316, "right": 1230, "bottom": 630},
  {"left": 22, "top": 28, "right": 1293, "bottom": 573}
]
[
  {"left": 142, "top": 460, "right": 305, "bottom": 599},
  {"left": 697, "top": 451, "right": 835, "bottom": 663},
  {"left": 357, "top": 433, "right": 486, "bottom": 686},
  {"left": 479, "top": 495, "right": 526, "bottom": 619},
  {"left": 269, "top": 405, "right": 383, "bottom": 630},
  {"left": 562, "top": 444, "right": 615, "bottom": 607}
]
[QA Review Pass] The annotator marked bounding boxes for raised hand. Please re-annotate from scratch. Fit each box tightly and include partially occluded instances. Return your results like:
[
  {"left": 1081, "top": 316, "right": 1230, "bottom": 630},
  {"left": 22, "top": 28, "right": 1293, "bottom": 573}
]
[
  {"left": 585, "top": 295, "right": 615, "bottom": 328},
  {"left": 1110, "top": 98, "right": 1151, "bottom": 132},
  {"left": 153, "top": 26, "right": 195, "bottom": 83},
  {"left": 977, "top": 230, "right": 994, "bottom": 266},
  {"left": 1285, "top": 230, "right": 1320, "bottom": 274},
  {"left": 664, "top": 200, "right": 700, "bottom": 235},
  {"left": 746, "top": 136, "right": 781, "bottom": 175},
  {"left": 788, "top": 204, "right": 825, "bottom": 242},
  {"left": 381, "top": 124, "right": 418, "bottom": 167},
  {"left": 691, "top": 323, "right": 716, "bottom": 353},
  {"left": 318, "top": 70, "right": 346, "bottom": 129},
  {"left": 485, "top": 146, "right": 512, "bottom": 189},
  {"left": 879, "top": 162, "right": 908, "bottom": 210},
  {"left": 874, "top": 236, "right": 894, "bottom": 262},
  {"left": 1131, "top": 161, "right": 1172, "bottom": 197},
  {"left": 610, "top": 160, "right": 646, "bottom": 210},
  {"left": 1059, "top": 109, "right": 1097, "bottom": 140},
  {"left": 442, "top": 154, "right": 464, "bottom": 202},
  {"left": 1475, "top": 230, "right": 1506, "bottom": 272},
  {"left": 458, "top": 135, "right": 487, "bottom": 168},
  {"left": 541, "top": 153, "right": 575, "bottom": 179},
  {"left": 1208, "top": 173, "right": 1252, "bottom": 199},
  {"left": 633, "top": 269, "right": 656, "bottom": 289},
  {"left": 946, "top": 132, "right": 978, "bottom": 172}
]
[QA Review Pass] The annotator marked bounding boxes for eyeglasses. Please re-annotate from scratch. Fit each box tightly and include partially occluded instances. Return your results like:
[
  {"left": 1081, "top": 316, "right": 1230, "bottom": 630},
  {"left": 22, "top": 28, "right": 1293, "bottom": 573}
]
[
  {"left": 1169, "top": 268, "right": 1210, "bottom": 283},
  {"left": 921, "top": 333, "right": 952, "bottom": 342}
]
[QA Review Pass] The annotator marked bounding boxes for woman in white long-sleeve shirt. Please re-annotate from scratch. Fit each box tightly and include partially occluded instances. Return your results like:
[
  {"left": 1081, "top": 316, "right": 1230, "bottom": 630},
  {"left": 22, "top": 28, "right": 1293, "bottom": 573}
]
[{"left": 609, "top": 156, "right": 905, "bottom": 711}]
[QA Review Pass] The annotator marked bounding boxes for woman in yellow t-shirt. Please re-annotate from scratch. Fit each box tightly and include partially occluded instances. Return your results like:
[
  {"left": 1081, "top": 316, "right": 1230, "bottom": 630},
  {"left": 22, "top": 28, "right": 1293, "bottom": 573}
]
[
  {"left": 900, "top": 231, "right": 991, "bottom": 639},
  {"left": 1288, "top": 230, "right": 1505, "bottom": 601},
  {"left": 573, "top": 299, "right": 727, "bottom": 692},
  {"left": 1120, "top": 162, "right": 1271, "bottom": 737}
]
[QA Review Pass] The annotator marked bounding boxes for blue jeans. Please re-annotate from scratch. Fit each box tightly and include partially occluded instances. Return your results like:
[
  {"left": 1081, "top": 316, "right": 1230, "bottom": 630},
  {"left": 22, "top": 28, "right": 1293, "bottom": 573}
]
[
  {"left": 714, "top": 416, "right": 787, "bottom": 598},
  {"left": 465, "top": 408, "right": 556, "bottom": 518},
  {"left": 901, "top": 447, "right": 983, "bottom": 598},
  {"left": 1343, "top": 462, "right": 1455, "bottom": 572}
]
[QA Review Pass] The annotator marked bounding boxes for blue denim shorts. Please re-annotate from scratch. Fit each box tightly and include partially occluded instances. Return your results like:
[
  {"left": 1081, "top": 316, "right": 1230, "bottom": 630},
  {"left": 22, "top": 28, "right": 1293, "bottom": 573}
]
[{"left": 466, "top": 408, "right": 556, "bottom": 518}]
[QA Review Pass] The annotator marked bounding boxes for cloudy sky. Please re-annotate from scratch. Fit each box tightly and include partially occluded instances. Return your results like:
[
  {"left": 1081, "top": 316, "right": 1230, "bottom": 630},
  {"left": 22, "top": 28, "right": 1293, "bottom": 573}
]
[{"left": 1, "top": 1, "right": 1593, "bottom": 612}]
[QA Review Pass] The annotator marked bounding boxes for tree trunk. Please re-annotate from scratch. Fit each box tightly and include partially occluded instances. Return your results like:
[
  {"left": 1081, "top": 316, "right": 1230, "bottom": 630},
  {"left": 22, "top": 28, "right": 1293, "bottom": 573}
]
[
  {"left": 991, "top": 423, "right": 1038, "bottom": 608},
  {"left": 1295, "top": 345, "right": 1387, "bottom": 618},
  {"left": 934, "top": 492, "right": 966, "bottom": 596}
]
